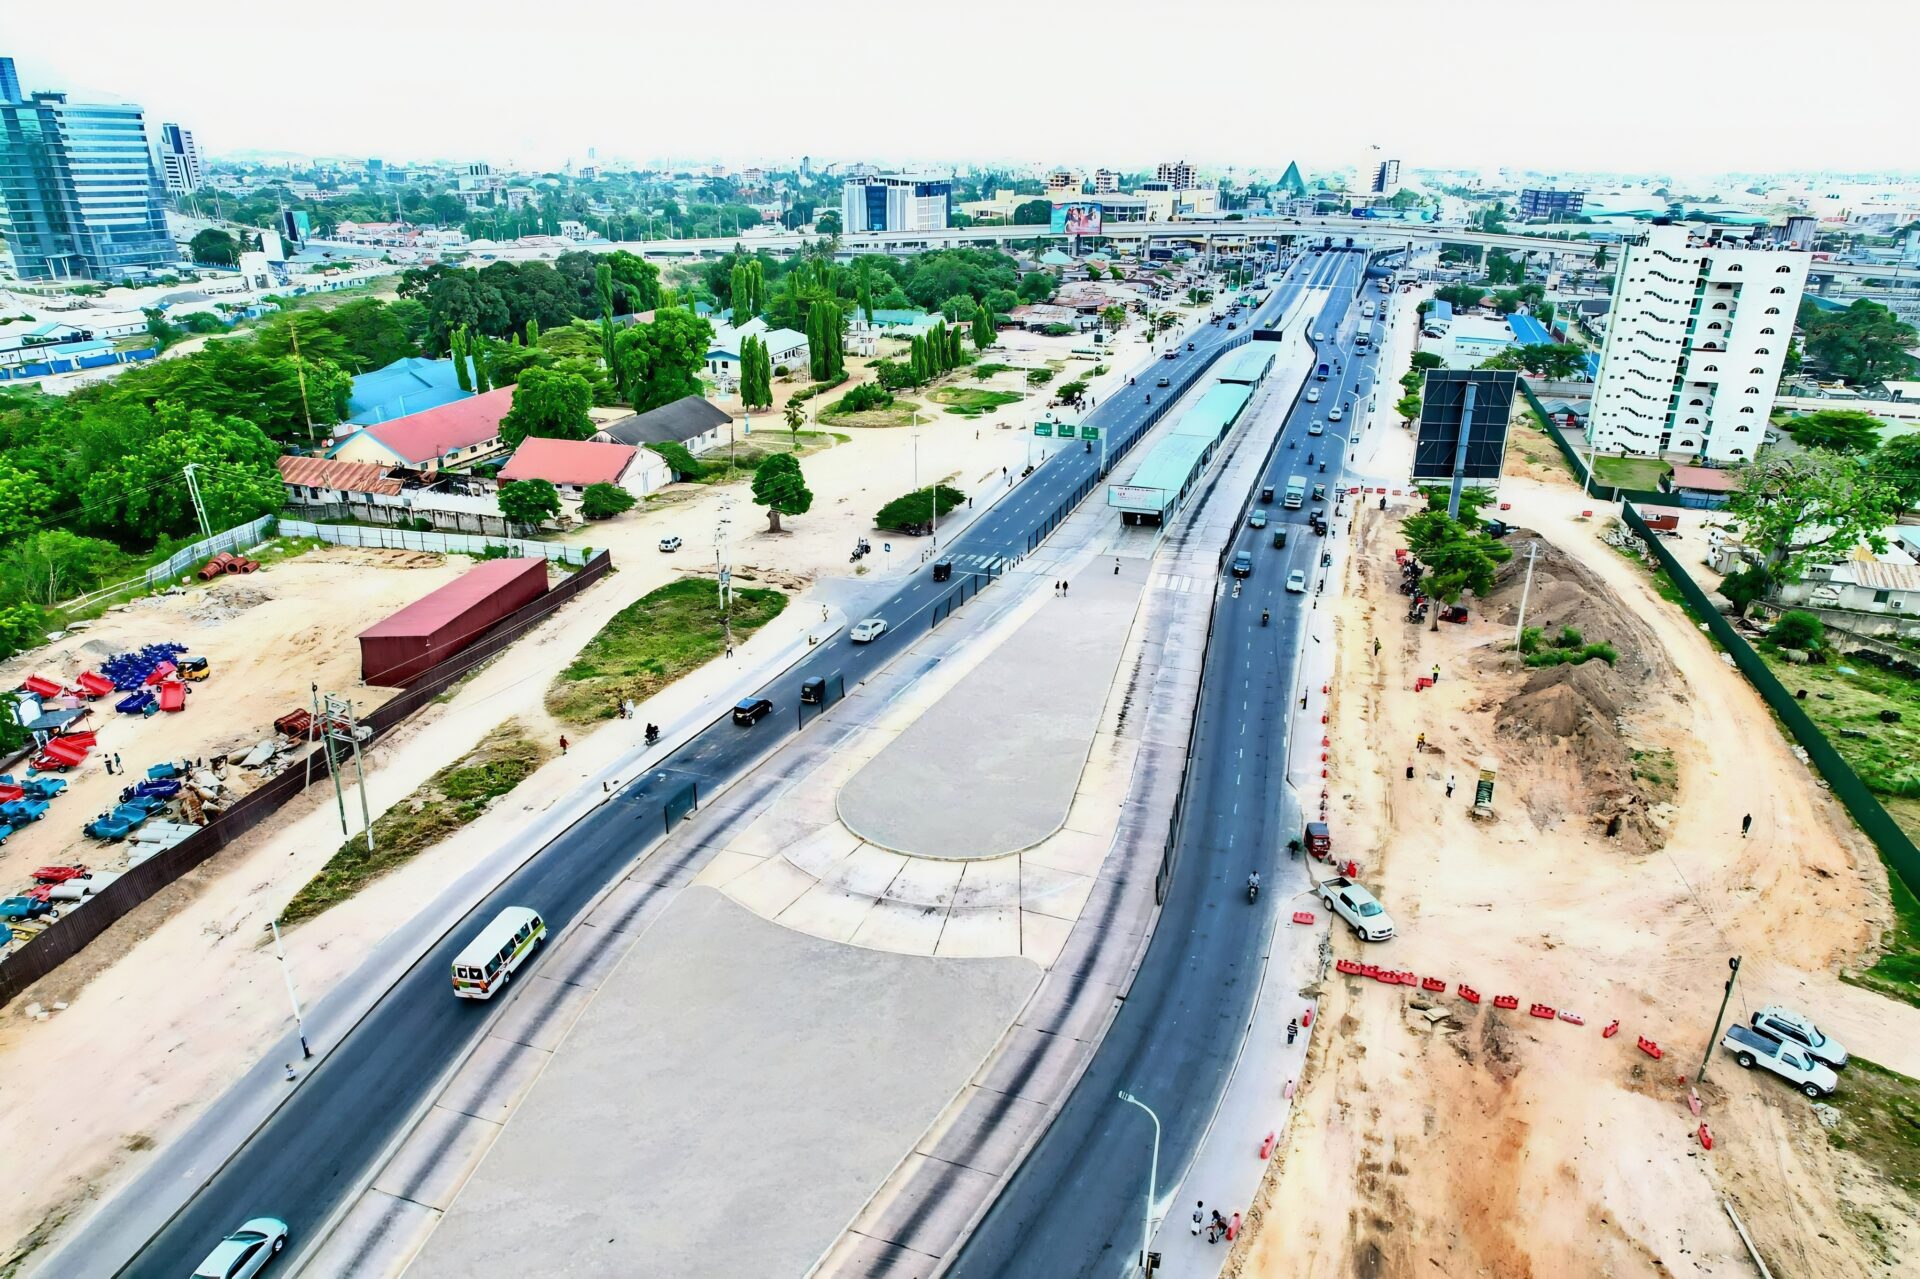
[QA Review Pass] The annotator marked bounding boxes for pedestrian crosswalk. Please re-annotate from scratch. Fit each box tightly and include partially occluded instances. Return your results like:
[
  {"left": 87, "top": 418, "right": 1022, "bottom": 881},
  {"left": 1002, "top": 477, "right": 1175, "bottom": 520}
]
[
  {"left": 947, "top": 552, "right": 1007, "bottom": 574},
  {"left": 1152, "top": 573, "right": 1200, "bottom": 594}
]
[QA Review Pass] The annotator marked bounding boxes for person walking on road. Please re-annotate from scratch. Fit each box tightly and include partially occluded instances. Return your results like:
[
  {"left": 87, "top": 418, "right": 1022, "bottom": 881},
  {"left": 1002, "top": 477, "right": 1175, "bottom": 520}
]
[
  {"left": 1373, "top": 636, "right": 1381, "bottom": 658},
  {"left": 1446, "top": 773, "right": 1456, "bottom": 798},
  {"left": 558, "top": 735, "right": 569, "bottom": 755},
  {"left": 1114, "top": 558, "right": 1121, "bottom": 575},
  {"left": 1191, "top": 1201, "right": 1205, "bottom": 1236},
  {"left": 1742, "top": 812, "right": 1753, "bottom": 838},
  {"left": 1431, "top": 662, "right": 1441, "bottom": 684}
]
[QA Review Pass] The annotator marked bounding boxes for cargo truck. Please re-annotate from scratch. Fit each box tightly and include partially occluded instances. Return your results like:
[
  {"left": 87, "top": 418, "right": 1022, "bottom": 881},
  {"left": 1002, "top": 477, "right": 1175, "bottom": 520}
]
[{"left": 1284, "top": 475, "right": 1306, "bottom": 509}]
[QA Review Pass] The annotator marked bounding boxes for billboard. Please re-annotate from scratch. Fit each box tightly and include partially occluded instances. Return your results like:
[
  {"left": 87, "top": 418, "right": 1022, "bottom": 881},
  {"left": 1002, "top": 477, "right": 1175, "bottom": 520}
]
[
  {"left": 1412, "top": 370, "right": 1517, "bottom": 483},
  {"left": 1050, "top": 202, "right": 1103, "bottom": 236}
]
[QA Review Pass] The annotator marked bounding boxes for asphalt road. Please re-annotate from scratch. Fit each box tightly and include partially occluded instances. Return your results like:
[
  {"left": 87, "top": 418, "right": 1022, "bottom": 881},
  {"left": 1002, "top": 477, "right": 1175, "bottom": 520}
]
[
  {"left": 91, "top": 251, "right": 1341, "bottom": 1277},
  {"left": 947, "top": 250, "right": 1377, "bottom": 1278}
]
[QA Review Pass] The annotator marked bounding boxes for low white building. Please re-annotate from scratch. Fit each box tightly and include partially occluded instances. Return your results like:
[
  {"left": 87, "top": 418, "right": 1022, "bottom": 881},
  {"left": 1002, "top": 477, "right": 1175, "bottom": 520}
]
[
  {"left": 1778, "top": 561, "right": 1920, "bottom": 617},
  {"left": 706, "top": 318, "right": 809, "bottom": 381}
]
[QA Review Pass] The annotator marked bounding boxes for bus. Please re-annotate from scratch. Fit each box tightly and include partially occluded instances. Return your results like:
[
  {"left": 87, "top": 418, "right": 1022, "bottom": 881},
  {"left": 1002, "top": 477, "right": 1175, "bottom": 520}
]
[{"left": 452, "top": 906, "right": 547, "bottom": 1000}]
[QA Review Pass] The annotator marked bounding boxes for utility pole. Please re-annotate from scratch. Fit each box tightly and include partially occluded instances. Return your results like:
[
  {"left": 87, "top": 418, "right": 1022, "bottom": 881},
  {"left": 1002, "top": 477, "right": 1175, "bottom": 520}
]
[
  {"left": 1117, "top": 1091, "right": 1161, "bottom": 1277},
  {"left": 321, "top": 691, "right": 374, "bottom": 852},
  {"left": 1512, "top": 541, "right": 1540, "bottom": 649},
  {"left": 181, "top": 462, "right": 213, "bottom": 541},
  {"left": 1698, "top": 956, "right": 1742, "bottom": 1084},
  {"left": 715, "top": 498, "right": 735, "bottom": 654},
  {"left": 314, "top": 683, "right": 349, "bottom": 841},
  {"left": 267, "top": 918, "right": 313, "bottom": 1058}
]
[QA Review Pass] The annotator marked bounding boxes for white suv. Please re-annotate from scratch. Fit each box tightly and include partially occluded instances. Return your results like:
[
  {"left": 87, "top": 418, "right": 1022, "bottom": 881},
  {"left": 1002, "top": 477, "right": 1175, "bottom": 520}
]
[
  {"left": 658, "top": 536, "right": 682, "bottom": 553},
  {"left": 1751, "top": 1005, "right": 1848, "bottom": 1069}
]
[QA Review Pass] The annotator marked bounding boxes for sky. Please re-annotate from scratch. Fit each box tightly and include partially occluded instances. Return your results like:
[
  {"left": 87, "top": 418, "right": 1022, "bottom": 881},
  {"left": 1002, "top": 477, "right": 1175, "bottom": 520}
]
[{"left": 7, "top": 0, "right": 1914, "bottom": 179}]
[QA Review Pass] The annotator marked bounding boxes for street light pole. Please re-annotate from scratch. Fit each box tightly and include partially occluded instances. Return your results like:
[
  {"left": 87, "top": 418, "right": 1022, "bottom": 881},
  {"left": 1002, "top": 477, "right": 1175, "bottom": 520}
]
[
  {"left": 1698, "top": 956, "right": 1742, "bottom": 1084},
  {"left": 1117, "top": 1090, "right": 1161, "bottom": 1277},
  {"left": 1512, "top": 541, "right": 1540, "bottom": 649},
  {"left": 267, "top": 919, "right": 313, "bottom": 1059}
]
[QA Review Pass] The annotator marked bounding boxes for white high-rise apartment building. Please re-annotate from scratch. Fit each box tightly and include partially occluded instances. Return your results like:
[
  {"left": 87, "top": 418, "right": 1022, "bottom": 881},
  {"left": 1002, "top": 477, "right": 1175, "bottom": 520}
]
[
  {"left": 1093, "top": 168, "right": 1119, "bottom": 194},
  {"left": 1586, "top": 223, "right": 1807, "bottom": 464},
  {"left": 1155, "top": 160, "right": 1194, "bottom": 190},
  {"left": 1352, "top": 144, "right": 1400, "bottom": 198},
  {"left": 840, "top": 174, "right": 952, "bottom": 233},
  {"left": 156, "top": 122, "right": 201, "bottom": 195},
  {"left": 1045, "top": 168, "right": 1081, "bottom": 194}
]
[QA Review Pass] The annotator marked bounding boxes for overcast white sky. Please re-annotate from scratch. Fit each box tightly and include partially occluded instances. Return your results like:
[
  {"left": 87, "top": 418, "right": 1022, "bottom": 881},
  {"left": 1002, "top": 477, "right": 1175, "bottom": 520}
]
[{"left": 7, "top": 0, "right": 1912, "bottom": 178}]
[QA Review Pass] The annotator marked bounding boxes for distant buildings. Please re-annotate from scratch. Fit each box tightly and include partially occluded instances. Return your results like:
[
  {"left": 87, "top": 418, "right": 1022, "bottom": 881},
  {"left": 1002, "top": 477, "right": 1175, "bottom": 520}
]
[
  {"left": 1586, "top": 223, "right": 1808, "bottom": 464},
  {"left": 155, "top": 122, "right": 201, "bottom": 195},
  {"left": 1093, "top": 168, "right": 1120, "bottom": 194},
  {"left": 1518, "top": 188, "right": 1585, "bottom": 220},
  {"left": 0, "top": 56, "right": 177, "bottom": 281},
  {"left": 1155, "top": 160, "right": 1196, "bottom": 190},
  {"left": 1045, "top": 168, "right": 1081, "bottom": 194},
  {"left": 840, "top": 173, "right": 952, "bottom": 233},
  {"left": 1351, "top": 145, "right": 1400, "bottom": 199}
]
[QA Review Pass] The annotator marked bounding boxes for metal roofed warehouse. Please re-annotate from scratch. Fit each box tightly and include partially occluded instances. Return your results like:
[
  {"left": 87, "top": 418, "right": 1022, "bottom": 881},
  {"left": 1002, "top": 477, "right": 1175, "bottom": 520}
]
[
  {"left": 1217, "top": 345, "right": 1276, "bottom": 385},
  {"left": 1107, "top": 382, "right": 1253, "bottom": 524}
]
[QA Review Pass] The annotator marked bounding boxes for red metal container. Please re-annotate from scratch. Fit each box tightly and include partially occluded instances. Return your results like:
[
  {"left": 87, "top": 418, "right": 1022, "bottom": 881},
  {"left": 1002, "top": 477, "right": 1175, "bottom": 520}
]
[{"left": 358, "top": 558, "right": 549, "bottom": 686}]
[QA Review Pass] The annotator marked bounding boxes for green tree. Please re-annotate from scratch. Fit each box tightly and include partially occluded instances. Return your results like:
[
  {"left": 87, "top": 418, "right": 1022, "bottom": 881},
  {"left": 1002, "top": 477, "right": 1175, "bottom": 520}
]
[
  {"left": 450, "top": 327, "right": 472, "bottom": 392},
  {"left": 497, "top": 478, "right": 562, "bottom": 529},
  {"left": 1401, "top": 509, "right": 1512, "bottom": 630},
  {"left": 1099, "top": 304, "right": 1126, "bottom": 333},
  {"left": 1798, "top": 298, "right": 1918, "bottom": 386},
  {"left": 751, "top": 451, "right": 813, "bottom": 533},
  {"left": 189, "top": 228, "right": 239, "bottom": 264},
  {"left": 815, "top": 210, "right": 842, "bottom": 236},
  {"left": 1395, "top": 393, "right": 1423, "bottom": 424},
  {"left": 973, "top": 302, "right": 996, "bottom": 351},
  {"left": 1012, "top": 199, "right": 1052, "bottom": 225},
  {"left": 471, "top": 337, "right": 493, "bottom": 393},
  {"left": 1410, "top": 352, "right": 1445, "bottom": 371},
  {"left": 1435, "top": 283, "right": 1486, "bottom": 311},
  {"left": 1725, "top": 451, "right": 1903, "bottom": 580},
  {"left": 499, "top": 367, "right": 593, "bottom": 447},
  {"left": 1870, "top": 432, "right": 1920, "bottom": 507},
  {"left": 0, "top": 455, "right": 52, "bottom": 541},
  {"left": 1716, "top": 563, "right": 1775, "bottom": 618},
  {"left": 1787, "top": 409, "right": 1884, "bottom": 455},
  {"left": 0, "top": 601, "right": 46, "bottom": 663},
  {"left": 613, "top": 309, "right": 713, "bottom": 411},
  {"left": 0, "top": 531, "right": 130, "bottom": 606},
  {"left": 1017, "top": 270, "right": 1056, "bottom": 303},
  {"left": 79, "top": 403, "right": 282, "bottom": 544},
  {"left": 740, "top": 335, "right": 773, "bottom": 409},
  {"left": 784, "top": 399, "right": 805, "bottom": 444},
  {"left": 579, "top": 482, "right": 637, "bottom": 520},
  {"left": 874, "top": 484, "right": 966, "bottom": 532}
]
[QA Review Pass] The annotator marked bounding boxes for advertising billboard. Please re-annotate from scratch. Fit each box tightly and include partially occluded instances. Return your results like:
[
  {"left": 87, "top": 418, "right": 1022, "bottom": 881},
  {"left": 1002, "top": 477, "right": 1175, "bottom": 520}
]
[
  {"left": 1412, "top": 370, "right": 1516, "bottom": 483},
  {"left": 1049, "top": 202, "right": 1103, "bottom": 236}
]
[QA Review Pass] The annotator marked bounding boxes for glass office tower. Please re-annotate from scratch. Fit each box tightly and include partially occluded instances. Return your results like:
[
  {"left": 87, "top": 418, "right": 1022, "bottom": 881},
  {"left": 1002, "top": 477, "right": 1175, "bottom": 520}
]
[{"left": 0, "top": 89, "right": 177, "bottom": 280}]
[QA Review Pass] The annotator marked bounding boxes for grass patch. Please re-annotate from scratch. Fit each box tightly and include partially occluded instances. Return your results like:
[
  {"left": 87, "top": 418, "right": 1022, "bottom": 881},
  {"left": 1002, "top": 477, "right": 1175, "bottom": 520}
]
[
  {"left": 668, "top": 431, "right": 836, "bottom": 485},
  {"left": 929, "top": 387, "right": 1021, "bottom": 418},
  {"left": 1630, "top": 747, "right": 1679, "bottom": 804},
  {"left": 280, "top": 719, "right": 550, "bottom": 926},
  {"left": 1822, "top": 1055, "right": 1920, "bottom": 1199},
  {"left": 816, "top": 399, "right": 925, "bottom": 428},
  {"left": 546, "top": 577, "right": 788, "bottom": 725},
  {"left": 973, "top": 363, "right": 1014, "bottom": 379},
  {"left": 1591, "top": 455, "right": 1671, "bottom": 491}
]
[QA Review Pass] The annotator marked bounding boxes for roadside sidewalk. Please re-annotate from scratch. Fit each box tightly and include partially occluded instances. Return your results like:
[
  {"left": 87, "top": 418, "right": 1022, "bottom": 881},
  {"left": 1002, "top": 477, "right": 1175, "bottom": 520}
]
[{"left": 35, "top": 604, "right": 841, "bottom": 1279}]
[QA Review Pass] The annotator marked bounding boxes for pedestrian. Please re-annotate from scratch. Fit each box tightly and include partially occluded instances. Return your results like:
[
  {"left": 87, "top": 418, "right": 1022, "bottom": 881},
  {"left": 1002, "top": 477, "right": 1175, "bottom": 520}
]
[
  {"left": 726, "top": 643, "right": 734, "bottom": 658},
  {"left": 103, "top": 756, "right": 114, "bottom": 776},
  {"left": 284, "top": 1063, "right": 297, "bottom": 1082},
  {"left": 1446, "top": 774, "right": 1456, "bottom": 798},
  {"left": 1431, "top": 662, "right": 1440, "bottom": 684},
  {"left": 112, "top": 752, "right": 122, "bottom": 773},
  {"left": 558, "top": 735, "right": 569, "bottom": 755},
  {"left": 1416, "top": 731, "right": 1426, "bottom": 753},
  {"left": 1054, "top": 580, "right": 1060, "bottom": 595},
  {"left": 1287, "top": 1017, "right": 1298, "bottom": 1045},
  {"left": 1063, "top": 581, "right": 1069, "bottom": 596},
  {"left": 821, "top": 604, "right": 829, "bottom": 622},
  {"left": 1373, "top": 636, "right": 1381, "bottom": 657},
  {"left": 1406, "top": 759, "right": 1414, "bottom": 779},
  {"left": 1741, "top": 812, "right": 1752, "bottom": 838},
  {"left": 1191, "top": 1201, "right": 1205, "bottom": 1236},
  {"left": 1209, "top": 1210, "right": 1227, "bottom": 1243},
  {"left": 1114, "top": 559, "right": 1120, "bottom": 575}
]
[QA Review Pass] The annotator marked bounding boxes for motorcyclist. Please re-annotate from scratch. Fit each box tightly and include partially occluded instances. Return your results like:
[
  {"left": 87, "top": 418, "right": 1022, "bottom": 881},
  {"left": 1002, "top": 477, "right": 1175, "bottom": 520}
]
[
  {"left": 1261, "top": 608, "right": 1270, "bottom": 626},
  {"left": 1247, "top": 870, "right": 1261, "bottom": 898}
]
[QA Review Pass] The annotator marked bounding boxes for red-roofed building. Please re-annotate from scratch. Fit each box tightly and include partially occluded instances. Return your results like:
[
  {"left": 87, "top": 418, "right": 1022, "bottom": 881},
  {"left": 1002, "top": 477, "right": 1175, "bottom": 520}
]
[
  {"left": 327, "top": 385, "right": 515, "bottom": 473},
  {"left": 499, "top": 436, "right": 668, "bottom": 498}
]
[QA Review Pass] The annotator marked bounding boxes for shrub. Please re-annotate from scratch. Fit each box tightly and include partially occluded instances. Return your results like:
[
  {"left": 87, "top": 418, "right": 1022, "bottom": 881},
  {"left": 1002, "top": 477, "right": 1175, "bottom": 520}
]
[
  {"left": 580, "top": 482, "right": 637, "bottom": 520},
  {"left": 649, "top": 441, "right": 704, "bottom": 479},
  {"left": 830, "top": 383, "right": 895, "bottom": 415},
  {"left": 1770, "top": 610, "right": 1826, "bottom": 653},
  {"left": 1552, "top": 626, "right": 1584, "bottom": 649},
  {"left": 1041, "top": 323, "right": 1075, "bottom": 337},
  {"left": 875, "top": 484, "right": 966, "bottom": 532},
  {"left": 1518, "top": 625, "right": 1544, "bottom": 654},
  {"left": 1026, "top": 367, "right": 1057, "bottom": 385}
]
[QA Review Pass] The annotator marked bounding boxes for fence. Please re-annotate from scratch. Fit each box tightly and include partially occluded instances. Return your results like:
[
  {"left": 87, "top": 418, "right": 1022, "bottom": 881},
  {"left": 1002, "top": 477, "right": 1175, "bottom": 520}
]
[
  {"left": 278, "top": 519, "right": 596, "bottom": 566},
  {"left": 0, "top": 550, "right": 613, "bottom": 1009},
  {"left": 143, "top": 515, "right": 280, "bottom": 587},
  {"left": 1621, "top": 503, "right": 1920, "bottom": 901},
  {"left": 294, "top": 500, "right": 519, "bottom": 539}
]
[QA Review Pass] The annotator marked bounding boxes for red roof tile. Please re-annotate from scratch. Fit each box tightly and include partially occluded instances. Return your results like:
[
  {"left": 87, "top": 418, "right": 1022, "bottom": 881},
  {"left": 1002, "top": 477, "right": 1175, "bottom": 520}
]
[
  {"left": 355, "top": 385, "right": 515, "bottom": 464},
  {"left": 275, "top": 454, "right": 403, "bottom": 495},
  {"left": 499, "top": 437, "right": 638, "bottom": 487}
]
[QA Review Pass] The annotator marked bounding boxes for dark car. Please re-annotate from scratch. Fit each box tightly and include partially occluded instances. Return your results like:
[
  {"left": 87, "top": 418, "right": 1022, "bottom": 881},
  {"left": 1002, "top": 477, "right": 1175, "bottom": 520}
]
[
  {"left": 732, "top": 697, "right": 774, "bottom": 726},
  {"left": 1231, "top": 551, "right": 1253, "bottom": 578}
]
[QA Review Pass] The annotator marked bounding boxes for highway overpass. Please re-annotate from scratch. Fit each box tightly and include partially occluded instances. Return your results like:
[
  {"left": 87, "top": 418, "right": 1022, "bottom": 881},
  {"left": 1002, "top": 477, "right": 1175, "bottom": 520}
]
[{"left": 334, "top": 216, "right": 1913, "bottom": 286}]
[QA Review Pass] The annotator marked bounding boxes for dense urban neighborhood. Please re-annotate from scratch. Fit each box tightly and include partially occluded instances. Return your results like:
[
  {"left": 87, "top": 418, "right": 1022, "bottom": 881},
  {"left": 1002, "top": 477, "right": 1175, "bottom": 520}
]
[{"left": 2, "top": 9, "right": 1920, "bottom": 1279}]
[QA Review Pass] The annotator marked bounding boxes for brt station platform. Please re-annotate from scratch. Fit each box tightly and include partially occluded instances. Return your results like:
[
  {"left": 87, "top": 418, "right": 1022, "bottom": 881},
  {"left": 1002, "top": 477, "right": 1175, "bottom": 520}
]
[{"left": 1107, "top": 374, "right": 1263, "bottom": 526}]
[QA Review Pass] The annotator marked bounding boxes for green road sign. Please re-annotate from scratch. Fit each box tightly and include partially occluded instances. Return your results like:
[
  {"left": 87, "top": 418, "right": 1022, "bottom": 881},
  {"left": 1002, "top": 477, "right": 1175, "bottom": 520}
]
[
  {"left": 1034, "top": 421, "right": 1054, "bottom": 437},
  {"left": 1079, "top": 425, "right": 1101, "bottom": 440}
]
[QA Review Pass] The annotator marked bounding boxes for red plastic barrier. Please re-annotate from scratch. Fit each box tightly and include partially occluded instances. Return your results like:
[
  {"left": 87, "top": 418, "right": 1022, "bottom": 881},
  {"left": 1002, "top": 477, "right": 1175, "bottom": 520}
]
[
  {"left": 1499, "top": 502, "right": 1512, "bottom": 511},
  {"left": 1301, "top": 1007, "right": 1312, "bottom": 1027},
  {"left": 1336, "top": 958, "right": 1364, "bottom": 975},
  {"left": 1637, "top": 1036, "right": 1664, "bottom": 1060},
  {"left": 1342, "top": 861, "right": 1359, "bottom": 878},
  {"left": 1581, "top": 509, "right": 1594, "bottom": 518},
  {"left": 1688, "top": 1089, "right": 1702, "bottom": 1117},
  {"left": 1528, "top": 1003, "right": 1556, "bottom": 1020},
  {"left": 1602, "top": 1020, "right": 1621, "bottom": 1039},
  {"left": 1457, "top": 985, "right": 1481, "bottom": 1003},
  {"left": 1558, "top": 1011, "right": 1585, "bottom": 1026},
  {"left": 1414, "top": 677, "right": 1433, "bottom": 691},
  {"left": 1291, "top": 910, "right": 1316, "bottom": 925},
  {"left": 1259, "top": 1131, "right": 1276, "bottom": 1159},
  {"left": 1493, "top": 995, "right": 1519, "bottom": 1010},
  {"left": 1697, "top": 1123, "right": 1713, "bottom": 1151},
  {"left": 1421, "top": 977, "right": 1446, "bottom": 993}
]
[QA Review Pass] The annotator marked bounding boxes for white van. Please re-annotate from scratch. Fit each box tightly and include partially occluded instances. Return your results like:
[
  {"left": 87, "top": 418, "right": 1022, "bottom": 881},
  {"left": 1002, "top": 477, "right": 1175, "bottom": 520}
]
[{"left": 452, "top": 906, "right": 547, "bottom": 1000}]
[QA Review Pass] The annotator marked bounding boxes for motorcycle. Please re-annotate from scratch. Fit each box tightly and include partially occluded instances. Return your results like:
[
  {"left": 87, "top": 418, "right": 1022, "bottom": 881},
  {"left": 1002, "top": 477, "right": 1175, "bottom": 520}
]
[
  {"left": 644, "top": 723, "right": 660, "bottom": 746},
  {"left": 1261, "top": 609, "right": 1270, "bottom": 626},
  {"left": 1246, "top": 877, "right": 1260, "bottom": 904}
]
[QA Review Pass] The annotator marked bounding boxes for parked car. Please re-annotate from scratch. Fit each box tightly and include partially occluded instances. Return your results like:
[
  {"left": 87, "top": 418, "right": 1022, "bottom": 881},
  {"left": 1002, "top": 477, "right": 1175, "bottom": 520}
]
[
  {"left": 1286, "top": 569, "right": 1307, "bottom": 594},
  {"left": 192, "top": 1217, "right": 289, "bottom": 1279},
  {"left": 731, "top": 697, "right": 774, "bottom": 726},
  {"left": 850, "top": 618, "right": 888, "bottom": 644},
  {"left": 658, "top": 536, "right": 682, "bottom": 553},
  {"left": 1231, "top": 551, "right": 1253, "bottom": 578},
  {"left": 1723, "top": 1024, "right": 1838, "bottom": 1098},
  {"left": 1320, "top": 875, "right": 1396, "bottom": 941},
  {"left": 1249, "top": 510, "right": 1267, "bottom": 529},
  {"left": 1752, "top": 1006, "right": 1848, "bottom": 1069}
]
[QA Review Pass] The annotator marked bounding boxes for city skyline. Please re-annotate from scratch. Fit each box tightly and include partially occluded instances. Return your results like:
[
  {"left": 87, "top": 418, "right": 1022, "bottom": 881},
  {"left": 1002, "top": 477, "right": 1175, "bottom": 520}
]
[{"left": 8, "top": 0, "right": 1913, "bottom": 176}]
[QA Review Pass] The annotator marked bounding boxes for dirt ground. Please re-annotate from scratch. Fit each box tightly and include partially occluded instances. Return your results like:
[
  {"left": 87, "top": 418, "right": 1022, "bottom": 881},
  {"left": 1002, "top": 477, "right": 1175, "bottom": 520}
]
[
  {"left": 1236, "top": 475, "right": 1920, "bottom": 1277},
  {"left": 0, "top": 548, "right": 468, "bottom": 902}
]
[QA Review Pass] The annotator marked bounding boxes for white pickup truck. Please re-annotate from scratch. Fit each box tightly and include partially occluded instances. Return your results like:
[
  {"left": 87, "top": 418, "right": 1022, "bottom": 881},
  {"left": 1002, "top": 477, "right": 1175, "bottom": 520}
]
[
  {"left": 1723, "top": 1024, "right": 1838, "bottom": 1098},
  {"left": 1319, "top": 875, "right": 1396, "bottom": 941}
]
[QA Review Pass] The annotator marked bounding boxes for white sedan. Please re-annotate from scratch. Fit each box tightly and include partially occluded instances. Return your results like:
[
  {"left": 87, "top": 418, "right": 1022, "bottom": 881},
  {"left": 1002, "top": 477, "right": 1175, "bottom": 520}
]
[
  {"left": 1328, "top": 407, "right": 1343, "bottom": 422},
  {"left": 193, "top": 1218, "right": 288, "bottom": 1279},
  {"left": 1286, "top": 570, "right": 1307, "bottom": 594},
  {"left": 849, "top": 618, "right": 888, "bottom": 644}
]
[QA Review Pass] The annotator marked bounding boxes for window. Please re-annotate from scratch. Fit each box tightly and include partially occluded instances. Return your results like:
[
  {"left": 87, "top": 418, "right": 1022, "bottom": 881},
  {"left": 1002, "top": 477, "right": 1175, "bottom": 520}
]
[
  {"left": 1685, "top": 417, "right": 1700, "bottom": 425},
  {"left": 1735, "top": 424, "right": 1750, "bottom": 432},
  {"left": 1704, "top": 364, "right": 1718, "bottom": 371},
  {"left": 1712, "top": 302, "right": 1729, "bottom": 310},
  {"left": 1777, "top": 264, "right": 1793, "bottom": 272},
  {"left": 1770, "top": 286, "right": 1786, "bottom": 294},
  {"left": 1740, "top": 406, "right": 1755, "bottom": 413},
  {"left": 1765, "top": 307, "right": 1780, "bottom": 315},
  {"left": 1751, "top": 368, "right": 1765, "bottom": 374},
  {"left": 1690, "top": 398, "right": 1704, "bottom": 406},
  {"left": 1875, "top": 589, "right": 1891, "bottom": 604},
  {"left": 1759, "top": 328, "right": 1776, "bottom": 335},
  {"left": 1727, "top": 262, "right": 1742, "bottom": 272},
  {"left": 1747, "top": 387, "right": 1760, "bottom": 394}
]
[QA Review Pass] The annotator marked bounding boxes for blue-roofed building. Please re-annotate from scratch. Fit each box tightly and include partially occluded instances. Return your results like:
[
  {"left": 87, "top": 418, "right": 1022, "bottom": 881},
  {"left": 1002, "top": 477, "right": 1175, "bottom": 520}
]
[
  {"left": 1422, "top": 299, "right": 1453, "bottom": 335},
  {"left": 347, "top": 357, "right": 473, "bottom": 426},
  {"left": 1506, "top": 313, "right": 1553, "bottom": 347}
]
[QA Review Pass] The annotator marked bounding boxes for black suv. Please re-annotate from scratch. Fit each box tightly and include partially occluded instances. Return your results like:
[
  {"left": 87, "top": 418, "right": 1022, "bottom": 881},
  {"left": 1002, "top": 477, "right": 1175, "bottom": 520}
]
[{"left": 732, "top": 697, "right": 774, "bottom": 726}]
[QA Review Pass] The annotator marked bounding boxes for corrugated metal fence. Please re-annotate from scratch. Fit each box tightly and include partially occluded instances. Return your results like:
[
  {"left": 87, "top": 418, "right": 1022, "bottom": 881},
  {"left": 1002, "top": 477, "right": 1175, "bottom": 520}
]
[
  {"left": 1621, "top": 503, "right": 1920, "bottom": 900},
  {"left": 0, "top": 551, "right": 613, "bottom": 1009},
  {"left": 278, "top": 519, "right": 596, "bottom": 566}
]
